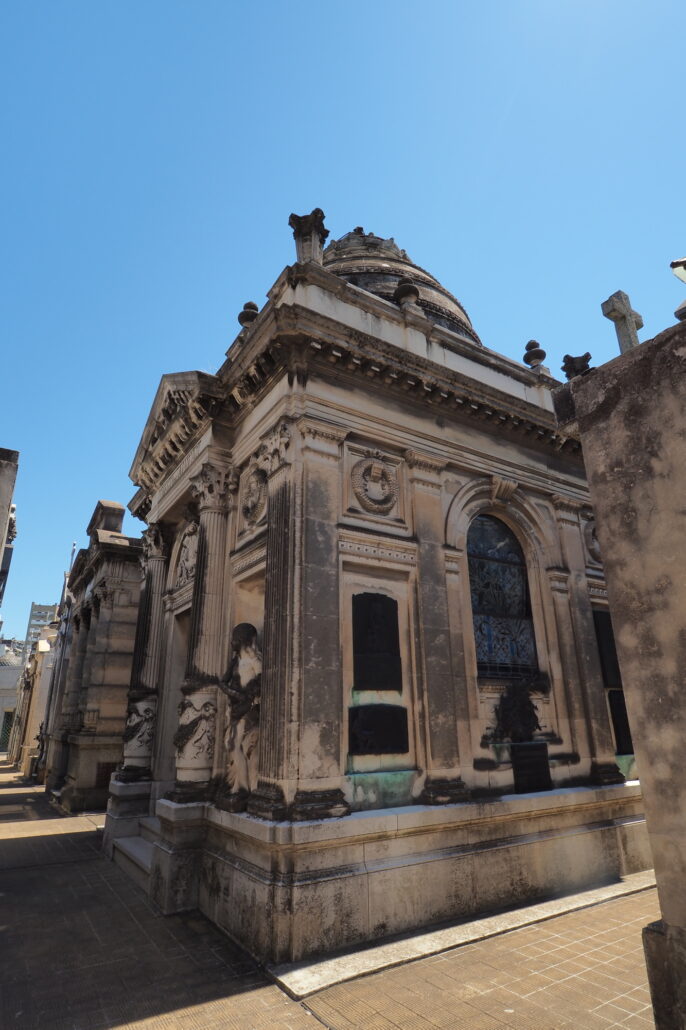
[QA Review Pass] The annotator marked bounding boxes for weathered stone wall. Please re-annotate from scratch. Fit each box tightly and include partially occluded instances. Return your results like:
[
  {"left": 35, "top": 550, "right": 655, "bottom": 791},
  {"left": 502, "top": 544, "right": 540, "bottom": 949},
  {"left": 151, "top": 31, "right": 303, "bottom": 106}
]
[{"left": 560, "top": 320, "right": 686, "bottom": 1029}]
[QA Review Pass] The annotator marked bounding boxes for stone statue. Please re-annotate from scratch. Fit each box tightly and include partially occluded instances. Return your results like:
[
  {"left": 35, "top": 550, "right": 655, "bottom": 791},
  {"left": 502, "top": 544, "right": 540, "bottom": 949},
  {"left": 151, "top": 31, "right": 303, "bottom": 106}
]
[
  {"left": 493, "top": 681, "right": 541, "bottom": 744},
  {"left": 219, "top": 623, "right": 261, "bottom": 802}
]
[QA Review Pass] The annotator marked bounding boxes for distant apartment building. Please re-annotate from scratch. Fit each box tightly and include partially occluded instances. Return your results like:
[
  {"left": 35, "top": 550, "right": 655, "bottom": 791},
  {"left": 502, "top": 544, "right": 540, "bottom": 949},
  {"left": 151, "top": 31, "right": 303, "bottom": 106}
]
[
  {"left": 0, "top": 449, "right": 19, "bottom": 609},
  {"left": 24, "top": 603, "right": 59, "bottom": 650}
]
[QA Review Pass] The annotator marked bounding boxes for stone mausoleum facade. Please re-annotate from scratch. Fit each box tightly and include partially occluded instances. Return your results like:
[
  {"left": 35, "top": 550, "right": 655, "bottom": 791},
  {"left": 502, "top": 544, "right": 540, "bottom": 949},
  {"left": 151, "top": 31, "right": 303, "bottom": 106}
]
[
  {"left": 104, "top": 211, "right": 649, "bottom": 964},
  {"left": 45, "top": 501, "right": 142, "bottom": 811}
]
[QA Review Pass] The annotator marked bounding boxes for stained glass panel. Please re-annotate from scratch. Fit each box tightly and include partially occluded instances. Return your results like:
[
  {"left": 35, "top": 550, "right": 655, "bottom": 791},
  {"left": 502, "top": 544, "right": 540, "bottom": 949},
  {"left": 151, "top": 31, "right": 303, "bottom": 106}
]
[{"left": 467, "top": 515, "right": 537, "bottom": 677}]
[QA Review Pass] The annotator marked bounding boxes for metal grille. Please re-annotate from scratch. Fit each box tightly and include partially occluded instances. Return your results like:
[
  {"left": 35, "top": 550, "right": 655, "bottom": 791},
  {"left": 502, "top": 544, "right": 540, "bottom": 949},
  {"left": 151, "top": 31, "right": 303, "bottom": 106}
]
[{"left": 468, "top": 515, "right": 537, "bottom": 677}]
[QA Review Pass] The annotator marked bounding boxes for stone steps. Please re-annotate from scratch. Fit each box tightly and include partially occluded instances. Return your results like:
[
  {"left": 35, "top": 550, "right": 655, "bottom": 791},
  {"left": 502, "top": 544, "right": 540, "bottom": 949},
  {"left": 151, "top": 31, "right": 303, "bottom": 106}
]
[
  {"left": 139, "top": 815, "right": 161, "bottom": 844},
  {"left": 112, "top": 835, "right": 154, "bottom": 892}
]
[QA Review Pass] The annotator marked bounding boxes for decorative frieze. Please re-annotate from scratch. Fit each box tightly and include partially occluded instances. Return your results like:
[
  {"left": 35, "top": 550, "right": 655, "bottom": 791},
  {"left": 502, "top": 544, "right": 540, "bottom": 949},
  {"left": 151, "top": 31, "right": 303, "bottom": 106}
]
[{"left": 339, "top": 533, "right": 417, "bottom": 567}]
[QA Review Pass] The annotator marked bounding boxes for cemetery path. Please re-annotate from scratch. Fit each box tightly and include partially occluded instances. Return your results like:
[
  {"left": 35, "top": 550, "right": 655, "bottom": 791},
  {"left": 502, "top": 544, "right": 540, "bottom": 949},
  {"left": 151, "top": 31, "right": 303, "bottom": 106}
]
[{"left": 0, "top": 758, "right": 658, "bottom": 1029}]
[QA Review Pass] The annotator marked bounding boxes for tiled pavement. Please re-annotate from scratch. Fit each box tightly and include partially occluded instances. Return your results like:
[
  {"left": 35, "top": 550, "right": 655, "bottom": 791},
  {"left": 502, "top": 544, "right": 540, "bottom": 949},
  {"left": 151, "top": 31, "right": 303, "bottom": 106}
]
[{"left": 0, "top": 758, "right": 658, "bottom": 1029}]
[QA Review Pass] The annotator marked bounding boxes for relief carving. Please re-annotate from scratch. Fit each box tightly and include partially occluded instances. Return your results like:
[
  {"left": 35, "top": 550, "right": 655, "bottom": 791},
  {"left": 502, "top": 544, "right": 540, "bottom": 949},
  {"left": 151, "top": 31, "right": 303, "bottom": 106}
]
[
  {"left": 256, "top": 421, "right": 291, "bottom": 474},
  {"left": 241, "top": 465, "right": 268, "bottom": 528},
  {"left": 583, "top": 517, "right": 602, "bottom": 564},
  {"left": 173, "top": 696, "right": 217, "bottom": 759},
  {"left": 351, "top": 451, "right": 397, "bottom": 515},
  {"left": 175, "top": 521, "right": 199, "bottom": 588},
  {"left": 219, "top": 623, "right": 261, "bottom": 807},
  {"left": 122, "top": 699, "right": 156, "bottom": 756}
]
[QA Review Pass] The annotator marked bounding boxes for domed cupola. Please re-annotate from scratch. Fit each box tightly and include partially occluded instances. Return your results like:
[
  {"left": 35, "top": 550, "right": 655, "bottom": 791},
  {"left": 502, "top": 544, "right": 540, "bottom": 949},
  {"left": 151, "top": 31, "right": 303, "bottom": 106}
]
[{"left": 323, "top": 227, "right": 481, "bottom": 346}]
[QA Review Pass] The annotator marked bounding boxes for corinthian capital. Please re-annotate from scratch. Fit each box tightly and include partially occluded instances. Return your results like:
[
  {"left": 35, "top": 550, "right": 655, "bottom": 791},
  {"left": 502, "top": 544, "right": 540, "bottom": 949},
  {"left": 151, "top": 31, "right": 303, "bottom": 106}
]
[
  {"left": 142, "top": 522, "right": 167, "bottom": 563},
  {"left": 189, "top": 462, "right": 232, "bottom": 511}
]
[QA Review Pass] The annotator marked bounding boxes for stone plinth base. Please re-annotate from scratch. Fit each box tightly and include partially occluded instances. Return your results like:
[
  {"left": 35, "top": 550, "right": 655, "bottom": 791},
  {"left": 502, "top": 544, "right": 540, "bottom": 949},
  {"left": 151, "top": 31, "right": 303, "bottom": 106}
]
[
  {"left": 60, "top": 734, "right": 125, "bottom": 813},
  {"left": 102, "top": 779, "right": 153, "bottom": 857},
  {"left": 643, "top": 919, "right": 686, "bottom": 1029},
  {"left": 149, "top": 800, "right": 206, "bottom": 914},
  {"left": 148, "top": 782, "right": 649, "bottom": 965}
]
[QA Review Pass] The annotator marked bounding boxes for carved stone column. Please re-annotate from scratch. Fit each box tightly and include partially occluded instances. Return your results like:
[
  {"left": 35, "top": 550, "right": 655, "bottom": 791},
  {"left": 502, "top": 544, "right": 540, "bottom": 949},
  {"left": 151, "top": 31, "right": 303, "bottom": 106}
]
[
  {"left": 247, "top": 423, "right": 298, "bottom": 820},
  {"left": 550, "top": 496, "right": 623, "bottom": 784},
  {"left": 118, "top": 523, "right": 168, "bottom": 781},
  {"left": 172, "top": 461, "right": 233, "bottom": 799},
  {"left": 406, "top": 452, "right": 468, "bottom": 803},
  {"left": 62, "top": 607, "right": 91, "bottom": 732},
  {"left": 289, "top": 420, "right": 349, "bottom": 820}
]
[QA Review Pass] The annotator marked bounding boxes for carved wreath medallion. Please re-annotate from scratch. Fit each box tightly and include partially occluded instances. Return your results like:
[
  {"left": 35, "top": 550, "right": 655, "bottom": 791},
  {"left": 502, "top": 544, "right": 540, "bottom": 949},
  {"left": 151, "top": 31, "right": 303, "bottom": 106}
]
[{"left": 351, "top": 453, "right": 397, "bottom": 516}]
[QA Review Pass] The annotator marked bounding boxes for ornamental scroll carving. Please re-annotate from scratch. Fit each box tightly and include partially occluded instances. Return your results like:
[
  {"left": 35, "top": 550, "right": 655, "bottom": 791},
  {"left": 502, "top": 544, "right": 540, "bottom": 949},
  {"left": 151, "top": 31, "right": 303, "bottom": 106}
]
[{"left": 351, "top": 451, "right": 398, "bottom": 515}]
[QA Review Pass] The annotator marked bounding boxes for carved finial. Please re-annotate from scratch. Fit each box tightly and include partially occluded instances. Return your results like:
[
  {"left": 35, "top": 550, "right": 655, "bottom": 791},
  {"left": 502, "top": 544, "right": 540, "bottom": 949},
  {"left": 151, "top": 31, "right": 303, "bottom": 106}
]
[
  {"left": 561, "top": 353, "right": 593, "bottom": 380},
  {"left": 601, "top": 290, "right": 643, "bottom": 353},
  {"left": 238, "top": 302, "right": 258, "bottom": 328},
  {"left": 393, "top": 277, "right": 420, "bottom": 310},
  {"left": 523, "top": 339, "right": 546, "bottom": 368},
  {"left": 288, "top": 208, "right": 329, "bottom": 264}
]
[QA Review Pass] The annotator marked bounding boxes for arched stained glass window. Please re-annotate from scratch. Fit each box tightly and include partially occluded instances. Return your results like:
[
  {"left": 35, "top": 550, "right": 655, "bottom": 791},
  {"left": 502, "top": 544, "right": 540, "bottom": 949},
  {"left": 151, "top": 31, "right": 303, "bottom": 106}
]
[{"left": 467, "top": 515, "right": 537, "bottom": 679}]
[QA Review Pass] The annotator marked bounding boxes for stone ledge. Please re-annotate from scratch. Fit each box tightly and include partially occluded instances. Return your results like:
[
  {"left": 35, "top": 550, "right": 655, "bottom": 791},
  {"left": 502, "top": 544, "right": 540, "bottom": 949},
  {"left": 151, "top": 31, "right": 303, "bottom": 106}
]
[
  {"left": 269, "top": 869, "right": 656, "bottom": 997},
  {"left": 200, "top": 781, "right": 643, "bottom": 847}
]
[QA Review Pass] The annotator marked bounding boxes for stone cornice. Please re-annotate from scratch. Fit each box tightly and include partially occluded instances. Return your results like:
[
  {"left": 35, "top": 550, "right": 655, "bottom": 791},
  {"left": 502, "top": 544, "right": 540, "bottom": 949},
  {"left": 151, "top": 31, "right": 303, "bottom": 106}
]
[
  {"left": 129, "top": 371, "right": 226, "bottom": 501},
  {"left": 213, "top": 301, "right": 580, "bottom": 459},
  {"left": 129, "top": 265, "right": 580, "bottom": 518},
  {"left": 68, "top": 535, "right": 143, "bottom": 596}
]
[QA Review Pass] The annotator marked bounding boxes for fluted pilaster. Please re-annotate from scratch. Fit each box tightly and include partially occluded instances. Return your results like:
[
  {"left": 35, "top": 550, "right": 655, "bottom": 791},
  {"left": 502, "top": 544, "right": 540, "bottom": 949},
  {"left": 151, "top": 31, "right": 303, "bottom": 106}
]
[
  {"left": 173, "top": 462, "right": 233, "bottom": 796},
  {"left": 119, "top": 523, "right": 168, "bottom": 779}
]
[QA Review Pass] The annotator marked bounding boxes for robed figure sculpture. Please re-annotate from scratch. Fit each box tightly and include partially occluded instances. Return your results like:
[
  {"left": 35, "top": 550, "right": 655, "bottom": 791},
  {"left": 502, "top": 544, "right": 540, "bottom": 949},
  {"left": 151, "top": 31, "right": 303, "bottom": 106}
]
[{"left": 219, "top": 623, "right": 261, "bottom": 806}]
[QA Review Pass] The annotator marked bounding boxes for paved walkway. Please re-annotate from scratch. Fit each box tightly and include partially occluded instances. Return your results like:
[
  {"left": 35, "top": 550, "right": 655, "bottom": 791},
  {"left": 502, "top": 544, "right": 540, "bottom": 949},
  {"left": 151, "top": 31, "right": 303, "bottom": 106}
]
[{"left": 0, "top": 758, "right": 658, "bottom": 1029}]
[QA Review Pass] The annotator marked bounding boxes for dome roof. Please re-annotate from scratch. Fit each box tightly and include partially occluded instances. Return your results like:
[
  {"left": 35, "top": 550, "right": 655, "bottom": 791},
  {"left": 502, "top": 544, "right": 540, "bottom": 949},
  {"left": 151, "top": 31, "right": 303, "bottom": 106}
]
[{"left": 323, "top": 227, "right": 481, "bottom": 346}]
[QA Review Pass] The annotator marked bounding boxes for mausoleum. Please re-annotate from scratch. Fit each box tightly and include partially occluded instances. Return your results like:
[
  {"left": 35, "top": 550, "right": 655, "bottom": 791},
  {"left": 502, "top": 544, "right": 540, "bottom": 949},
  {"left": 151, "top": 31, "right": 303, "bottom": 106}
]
[
  {"left": 45, "top": 500, "right": 142, "bottom": 811},
  {"left": 105, "top": 211, "right": 649, "bottom": 963}
]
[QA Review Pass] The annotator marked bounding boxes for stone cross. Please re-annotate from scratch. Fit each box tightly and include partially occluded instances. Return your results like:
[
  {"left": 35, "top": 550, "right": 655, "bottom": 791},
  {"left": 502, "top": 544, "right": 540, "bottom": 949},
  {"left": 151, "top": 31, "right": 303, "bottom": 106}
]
[{"left": 601, "top": 290, "right": 643, "bottom": 353}]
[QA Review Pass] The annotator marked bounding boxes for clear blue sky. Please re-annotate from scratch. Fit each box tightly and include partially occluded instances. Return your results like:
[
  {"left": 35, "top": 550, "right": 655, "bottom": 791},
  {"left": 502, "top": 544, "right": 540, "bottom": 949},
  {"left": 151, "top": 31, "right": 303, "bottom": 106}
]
[{"left": 1, "top": 0, "right": 683, "bottom": 639}]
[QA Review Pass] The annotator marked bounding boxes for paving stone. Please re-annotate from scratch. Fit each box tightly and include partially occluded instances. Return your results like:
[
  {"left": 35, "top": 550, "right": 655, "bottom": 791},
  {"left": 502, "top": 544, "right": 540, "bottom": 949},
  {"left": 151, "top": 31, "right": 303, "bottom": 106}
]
[{"left": 0, "top": 759, "right": 661, "bottom": 1029}]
